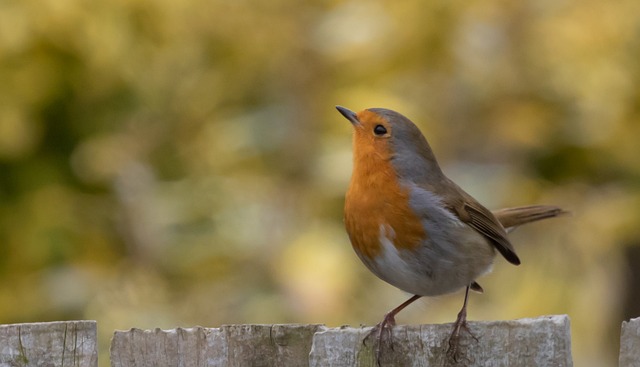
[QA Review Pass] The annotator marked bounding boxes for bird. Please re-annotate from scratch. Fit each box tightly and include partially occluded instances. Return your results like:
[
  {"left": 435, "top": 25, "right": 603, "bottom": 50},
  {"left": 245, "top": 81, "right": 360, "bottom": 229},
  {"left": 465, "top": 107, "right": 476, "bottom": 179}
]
[{"left": 336, "top": 105, "right": 567, "bottom": 362}]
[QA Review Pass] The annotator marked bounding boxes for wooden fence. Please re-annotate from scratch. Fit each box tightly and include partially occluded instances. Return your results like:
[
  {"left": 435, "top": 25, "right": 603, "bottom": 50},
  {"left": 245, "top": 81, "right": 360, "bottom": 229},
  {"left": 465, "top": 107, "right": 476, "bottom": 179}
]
[{"left": 0, "top": 315, "right": 637, "bottom": 366}]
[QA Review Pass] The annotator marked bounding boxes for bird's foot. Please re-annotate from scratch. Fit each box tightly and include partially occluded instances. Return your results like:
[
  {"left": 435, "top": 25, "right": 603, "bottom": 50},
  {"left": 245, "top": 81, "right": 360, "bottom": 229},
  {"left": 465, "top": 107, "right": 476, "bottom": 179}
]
[
  {"left": 446, "top": 306, "right": 477, "bottom": 362},
  {"left": 364, "top": 311, "right": 397, "bottom": 366}
]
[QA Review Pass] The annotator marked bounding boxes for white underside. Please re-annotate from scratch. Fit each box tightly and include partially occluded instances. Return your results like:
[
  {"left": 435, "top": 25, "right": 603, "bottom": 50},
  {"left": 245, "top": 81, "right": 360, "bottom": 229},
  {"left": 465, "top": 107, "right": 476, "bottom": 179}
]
[{"left": 366, "top": 224, "right": 494, "bottom": 296}]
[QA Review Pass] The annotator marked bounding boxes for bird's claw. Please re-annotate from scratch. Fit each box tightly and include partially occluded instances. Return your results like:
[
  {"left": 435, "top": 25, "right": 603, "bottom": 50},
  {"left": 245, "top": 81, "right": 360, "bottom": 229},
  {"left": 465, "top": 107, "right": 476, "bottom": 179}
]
[
  {"left": 363, "top": 312, "right": 397, "bottom": 366},
  {"left": 446, "top": 308, "right": 478, "bottom": 362}
]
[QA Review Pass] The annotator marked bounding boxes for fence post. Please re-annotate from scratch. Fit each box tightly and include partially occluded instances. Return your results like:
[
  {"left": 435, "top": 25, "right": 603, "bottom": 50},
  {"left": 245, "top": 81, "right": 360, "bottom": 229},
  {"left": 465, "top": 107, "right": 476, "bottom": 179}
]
[
  {"left": 0, "top": 320, "right": 97, "bottom": 367},
  {"left": 619, "top": 317, "right": 640, "bottom": 367}
]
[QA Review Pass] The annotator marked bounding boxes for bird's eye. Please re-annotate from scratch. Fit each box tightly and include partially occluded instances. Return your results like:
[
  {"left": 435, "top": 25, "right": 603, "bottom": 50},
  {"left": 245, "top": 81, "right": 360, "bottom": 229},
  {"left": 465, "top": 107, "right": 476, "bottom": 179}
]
[{"left": 374, "top": 125, "right": 387, "bottom": 136}]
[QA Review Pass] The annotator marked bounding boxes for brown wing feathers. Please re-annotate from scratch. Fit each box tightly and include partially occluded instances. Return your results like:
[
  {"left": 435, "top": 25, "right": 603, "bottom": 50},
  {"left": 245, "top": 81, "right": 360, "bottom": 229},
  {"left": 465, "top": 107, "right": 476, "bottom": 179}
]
[{"left": 462, "top": 203, "right": 521, "bottom": 265}]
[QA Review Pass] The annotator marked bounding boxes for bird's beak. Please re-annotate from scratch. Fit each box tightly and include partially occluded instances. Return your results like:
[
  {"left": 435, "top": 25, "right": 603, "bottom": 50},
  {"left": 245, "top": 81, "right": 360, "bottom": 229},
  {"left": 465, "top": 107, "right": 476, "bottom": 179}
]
[{"left": 336, "top": 106, "right": 360, "bottom": 126}]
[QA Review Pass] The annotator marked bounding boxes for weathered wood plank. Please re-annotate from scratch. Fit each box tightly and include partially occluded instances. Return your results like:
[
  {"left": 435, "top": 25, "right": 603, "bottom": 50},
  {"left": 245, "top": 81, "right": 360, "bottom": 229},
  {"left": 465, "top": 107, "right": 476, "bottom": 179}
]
[
  {"left": 110, "top": 324, "right": 323, "bottom": 367},
  {"left": 619, "top": 317, "right": 640, "bottom": 367},
  {"left": 0, "top": 320, "right": 97, "bottom": 367},
  {"left": 310, "top": 315, "right": 573, "bottom": 367},
  {"left": 110, "top": 316, "right": 572, "bottom": 367}
]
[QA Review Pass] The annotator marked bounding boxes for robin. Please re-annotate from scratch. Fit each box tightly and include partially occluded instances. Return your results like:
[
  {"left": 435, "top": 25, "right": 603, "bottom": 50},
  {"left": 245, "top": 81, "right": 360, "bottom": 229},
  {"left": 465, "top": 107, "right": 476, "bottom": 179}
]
[{"left": 336, "top": 106, "right": 567, "bottom": 362}]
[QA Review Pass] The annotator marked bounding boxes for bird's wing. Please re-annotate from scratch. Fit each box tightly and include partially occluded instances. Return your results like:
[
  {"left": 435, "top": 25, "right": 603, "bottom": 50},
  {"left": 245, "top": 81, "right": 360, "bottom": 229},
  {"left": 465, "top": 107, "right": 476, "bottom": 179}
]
[
  {"left": 445, "top": 188, "right": 521, "bottom": 265},
  {"left": 461, "top": 201, "right": 520, "bottom": 265}
]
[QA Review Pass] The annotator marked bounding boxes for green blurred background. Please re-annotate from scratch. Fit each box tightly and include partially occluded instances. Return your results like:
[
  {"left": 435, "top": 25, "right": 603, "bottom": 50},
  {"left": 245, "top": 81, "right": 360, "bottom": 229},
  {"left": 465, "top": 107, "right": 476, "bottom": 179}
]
[{"left": 1, "top": 0, "right": 639, "bottom": 365}]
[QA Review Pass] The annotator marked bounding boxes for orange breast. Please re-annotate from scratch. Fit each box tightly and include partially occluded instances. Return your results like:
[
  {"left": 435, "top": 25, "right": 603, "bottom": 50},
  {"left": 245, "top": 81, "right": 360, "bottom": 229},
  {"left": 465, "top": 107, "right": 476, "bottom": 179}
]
[{"left": 344, "top": 121, "right": 427, "bottom": 260}]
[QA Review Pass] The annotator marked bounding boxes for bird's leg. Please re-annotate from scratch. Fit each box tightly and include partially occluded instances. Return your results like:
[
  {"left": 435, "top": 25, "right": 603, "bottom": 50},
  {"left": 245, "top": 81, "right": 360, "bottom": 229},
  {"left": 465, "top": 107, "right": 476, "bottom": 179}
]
[
  {"left": 365, "top": 294, "right": 422, "bottom": 365},
  {"left": 446, "top": 285, "right": 478, "bottom": 362}
]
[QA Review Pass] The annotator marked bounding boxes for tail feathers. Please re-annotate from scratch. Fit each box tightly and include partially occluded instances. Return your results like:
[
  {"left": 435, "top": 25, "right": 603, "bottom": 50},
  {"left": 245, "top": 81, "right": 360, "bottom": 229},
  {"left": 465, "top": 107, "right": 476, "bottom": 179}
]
[
  {"left": 470, "top": 281, "right": 484, "bottom": 293},
  {"left": 492, "top": 205, "right": 569, "bottom": 232}
]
